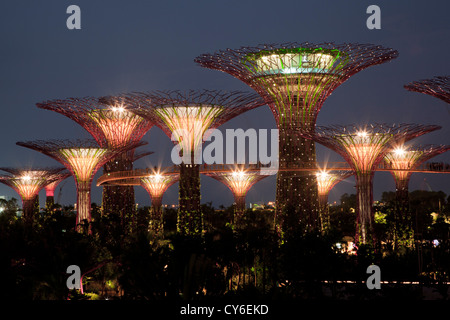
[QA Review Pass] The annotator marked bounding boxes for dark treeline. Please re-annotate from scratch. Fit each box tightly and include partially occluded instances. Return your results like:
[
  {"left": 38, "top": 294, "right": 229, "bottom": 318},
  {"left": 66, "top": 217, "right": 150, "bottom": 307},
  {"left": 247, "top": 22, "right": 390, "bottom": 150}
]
[{"left": 0, "top": 190, "right": 449, "bottom": 300}]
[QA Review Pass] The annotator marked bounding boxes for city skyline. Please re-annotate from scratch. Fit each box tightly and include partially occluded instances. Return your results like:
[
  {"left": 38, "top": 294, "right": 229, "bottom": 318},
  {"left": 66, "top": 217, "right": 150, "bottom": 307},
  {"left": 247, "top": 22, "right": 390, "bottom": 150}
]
[{"left": 0, "top": 1, "right": 448, "bottom": 210}]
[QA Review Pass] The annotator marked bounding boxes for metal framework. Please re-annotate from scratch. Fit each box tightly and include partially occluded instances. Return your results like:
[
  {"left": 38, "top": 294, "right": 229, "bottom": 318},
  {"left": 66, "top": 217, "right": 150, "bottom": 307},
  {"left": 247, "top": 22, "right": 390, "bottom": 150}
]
[
  {"left": 16, "top": 139, "right": 143, "bottom": 232},
  {"left": 384, "top": 144, "right": 450, "bottom": 248},
  {"left": 195, "top": 42, "right": 399, "bottom": 234},
  {"left": 36, "top": 96, "right": 154, "bottom": 230},
  {"left": 133, "top": 149, "right": 154, "bottom": 162},
  {"left": 0, "top": 167, "right": 67, "bottom": 223},
  {"left": 124, "top": 90, "right": 266, "bottom": 235},
  {"left": 404, "top": 76, "right": 450, "bottom": 104},
  {"left": 203, "top": 165, "right": 269, "bottom": 226},
  {"left": 301, "top": 123, "right": 441, "bottom": 245},
  {"left": 140, "top": 171, "right": 179, "bottom": 235},
  {"left": 315, "top": 170, "right": 352, "bottom": 231}
]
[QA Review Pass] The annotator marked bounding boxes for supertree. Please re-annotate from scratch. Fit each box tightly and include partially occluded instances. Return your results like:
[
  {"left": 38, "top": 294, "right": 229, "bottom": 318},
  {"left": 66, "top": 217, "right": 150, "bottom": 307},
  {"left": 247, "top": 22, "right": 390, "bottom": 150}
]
[
  {"left": 300, "top": 123, "right": 441, "bottom": 245},
  {"left": 404, "top": 76, "right": 450, "bottom": 104},
  {"left": 43, "top": 171, "right": 71, "bottom": 211},
  {"left": 16, "top": 139, "right": 144, "bottom": 232},
  {"left": 384, "top": 144, "right": 450, "bottom": 248},
  {"left": 124, "top": 90, "right": 266, "bottom": 235},
  {"left": 315, "top": 170, "right": 352, "bottom": 231},
  {"left": 140, "top": 171, "right": 179, "bottom": 235},
  {"left": 36, "top": 96, "right": 154, "bottom": 230},
  {"left": 94, "top": 166, "right": 179, "bottom": 234},
  {"left": 195, "top": 42, "right": 399, "bottom": 233},
  {"left": 0, "top": 167, "right": 67, "bottom": 223},
  {"left": 202, "top": 165, "right": 269, "bottom": 226}
]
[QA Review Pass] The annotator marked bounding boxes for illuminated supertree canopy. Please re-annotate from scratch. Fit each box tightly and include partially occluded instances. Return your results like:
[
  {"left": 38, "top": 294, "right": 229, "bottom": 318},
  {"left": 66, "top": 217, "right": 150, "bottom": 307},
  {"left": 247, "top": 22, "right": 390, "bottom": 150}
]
[
  {"left": 140, "top": 171, "right": 179, "bottom": 235},
  {"left": 195, "top": 42, "right": 399, "bottom": 233},
  {"left": 384, "top": 144, "right": 450, "bottom": 192},
  {"left": 301, "top": 123, "right": 441, "bottom": 245},
  {"left": 202, "top": 166, "right": 269, "bottom": 225},
  {"left": 316, "top": 170, "right": 352, "bottom": 198},
  {"left": 315, "top": 170, "right": 352, "bottom": 231},
  {"left": 0, "top": 167, "right": 67, "bottom": 223},
  {"left": 36, "top": 96, "right": 153, "bottom": 148},
  {"left": 140, "top": 173, "right": 179, "bottom": 206},
  {"left": 36, "top": 96, "right": 154, "bottom": 229},
  {"left": 15, "top": 139, "right": 144, "bottom": 232},
  {"left": 125, "top": 90, "right": 266, "bottom": 235},
  {"left": 383, "top": 143, "right": 450, "bottom": 249},
  {"left": 404, "top": 76, "right": 450, "bottom": 104}
]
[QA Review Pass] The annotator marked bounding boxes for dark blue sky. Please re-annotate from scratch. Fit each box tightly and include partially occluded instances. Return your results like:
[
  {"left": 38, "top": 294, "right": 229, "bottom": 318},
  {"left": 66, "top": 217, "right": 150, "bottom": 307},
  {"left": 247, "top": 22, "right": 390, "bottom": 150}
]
[{"left": 0, "top": 1, "right": 449, "bottom": 209}]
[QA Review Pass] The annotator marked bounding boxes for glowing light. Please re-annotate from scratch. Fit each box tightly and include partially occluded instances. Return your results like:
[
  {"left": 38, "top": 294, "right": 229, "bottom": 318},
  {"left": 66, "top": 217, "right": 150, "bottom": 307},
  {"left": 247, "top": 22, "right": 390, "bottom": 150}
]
[
  {"left": 111, "top": 105, "right": 125, "bottom": 113},
  {"left": 44, "top": 172, "right": 70, "bottom": 197},
  {"left": 89, "top": 108, "right": 147, "bottom": 147},
  {"left": 232, "top": 170, "right": 246, "bottom": 179},
  {"left": 316, "top": 171, "right": 344, "bottom": 196},
  {"left": 206, "top": 169, "right": 266, "bottom": 198},
  {"left": 254, "top": 51, "right": 338, "bottom": 75},
  {"left": 339, "top": 131, "right": 393, "bottom": 174},
  {"left": 12, "top": 178, "right": 43, "bottom": 200},
  {"left": 357, "top": 131, "right": 368, "bottom": 138},
  {"left": 155, "top": 105, "right": 224, "bottom": 157},
  {"left": 384, "top": 147, "right": 420, "bottom": 182},
  {"left": 393, "top": 147, "right": 406, "bottom": 157},
  {"left": 0, "top": 169, "right": 65, "bottom": 201},
  {"left": 140, "top": 173, "right": 179, "bottom": 200},
  {"left": 60, "top": 148, "right": 108, "bottom": 182},
  {"left": 384, "top": 144, "right": 450, "bottom": 195}
]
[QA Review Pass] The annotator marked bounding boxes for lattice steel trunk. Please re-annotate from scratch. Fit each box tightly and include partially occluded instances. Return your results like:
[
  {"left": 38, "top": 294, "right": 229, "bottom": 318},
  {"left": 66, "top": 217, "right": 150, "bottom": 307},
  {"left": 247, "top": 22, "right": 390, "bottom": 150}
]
[
  {"left": 394, "top": 179, "right": 413, "bottom": 249},
  {"left": 177, "top": 162, "right": 202, "bottom": 235},
  {"left": 102, "top": 152, "right": 136, "bottom": 232},
  {"left": 276, "top": 127, "right": 319, "bottom": 235},
  {"left": 318, "top": 193, "right": 330, "bottom": 232},
  {"left": 45, "top": 195, "right": 55, "bottom": 212},
  {"left": 355, "top": 173, "right": 374, "bottom": 245},
  {"left": 149, "top": 196, "right": 163, "bottom": 236},
  {"left": 22, "top": 198, "right": 36, "bottom": 225},
  {"left": 234, "top": 194, "right": 246, "bottom": 226},
  {"left": 77, "top": 181, "right": 92, "bottom": 233}
]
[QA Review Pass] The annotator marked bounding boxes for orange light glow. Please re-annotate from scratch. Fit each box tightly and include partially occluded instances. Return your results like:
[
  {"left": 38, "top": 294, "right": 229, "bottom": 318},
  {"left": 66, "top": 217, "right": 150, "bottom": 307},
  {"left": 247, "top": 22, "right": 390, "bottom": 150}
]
[
  {"left": 340, "top": 133, "right": 393, "bottom": 174},
  {"left": 60, "top": 148, "right": 108, "bottom": 182},
  {"left": 156, "top": 105, "right": 224, "bottom": 156},
  {"left": 140, "top": 173, "right": 179, "bottom": 200},
  {"left": 89, "top": 108, "right": 147, "bottom": 147}
]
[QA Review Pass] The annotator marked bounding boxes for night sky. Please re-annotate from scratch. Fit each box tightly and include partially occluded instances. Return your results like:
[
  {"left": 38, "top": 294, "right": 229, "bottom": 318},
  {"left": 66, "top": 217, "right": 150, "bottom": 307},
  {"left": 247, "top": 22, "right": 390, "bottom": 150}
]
[{"left": 0, "top": 1, "right": 449, "bottom": 210}]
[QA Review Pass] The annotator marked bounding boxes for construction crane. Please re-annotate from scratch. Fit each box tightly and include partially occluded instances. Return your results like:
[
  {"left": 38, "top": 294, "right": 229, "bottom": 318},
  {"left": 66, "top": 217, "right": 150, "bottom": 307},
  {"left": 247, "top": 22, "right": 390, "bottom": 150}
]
[{"left": 56, "top": 180, "right": 68, "bottom": 204}]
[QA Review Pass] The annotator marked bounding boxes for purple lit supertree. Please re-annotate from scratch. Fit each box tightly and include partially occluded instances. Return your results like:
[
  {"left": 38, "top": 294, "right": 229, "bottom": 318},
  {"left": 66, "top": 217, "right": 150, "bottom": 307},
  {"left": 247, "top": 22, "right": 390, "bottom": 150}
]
[
  {"left": 300, "top": 123, "right": 441, "bottom": 245},
  {"left": 195, "top": 42, "right": 399, "bottom": 234},
  {"left": 36, "top": 96, "right": 154, "bottom": 230},
  {"left": 404, "top": 76, "right": 450, "bottom": 104},
  {"left": 43, "top": 171, "right": 71, "bottom": 211},
  {"left": 16, "top": 139, "right": 144, "bottom": 233},
  {"left": 0, "top": 167, "right": 67, "bottom": 224},
  {"left": 202, "top": 165, "right": 269, "bottom": 226},
  {"left": 384, "top": 144, "right": 450, "bottom": 248},
  {"left": 315, "top": 170, "right": 352, "bottom": 231},
  {"left": 124, "top": 90, "right": 266, "bottom": 235}
]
